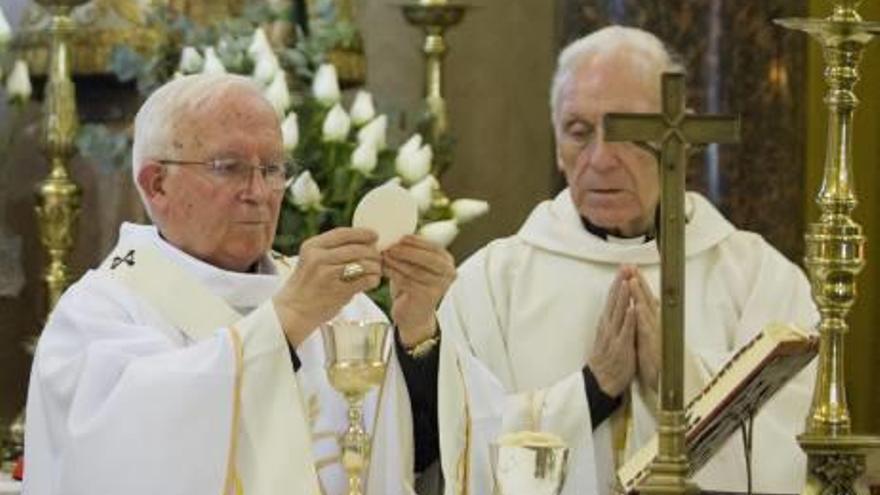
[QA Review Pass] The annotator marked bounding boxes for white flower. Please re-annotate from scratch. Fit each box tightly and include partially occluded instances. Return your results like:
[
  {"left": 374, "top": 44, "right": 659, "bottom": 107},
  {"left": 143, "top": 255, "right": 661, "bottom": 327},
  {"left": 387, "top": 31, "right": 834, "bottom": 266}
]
[
  {"left": 312, "top": 64, "right": 341, "bottom": 107},
  {"left": 322, "top": 104, "right": 351, "bottom": 142},
  {"left": 252, "top": 51, "right": 280, "bottom": 85},
  {"left": 281, "top": 113, "right": 299, "bottom": 151},
  {"left": 399, "top": 134, "right": 423, "bottom": 157},
  {"left": 0, "top": 7, "right": 13, "bottom": 45},
  {"left": 248, "top": 28, "right": 274, "bottom": 60},
  {"left": 396, "top": 142, "right": 432, "bottom": 185},
  {"left": 6, "top": 60, "right": 32, "bottom": 103},
  {"left": 418, "top": 220, "right": 459, "bottom": 248},
  {"left": 408, "top": 175, "right": 438, "bottom": 213},
  {"left": 289, "top": 171, "right": 322, "bottom": 210},
  {"left": 202, "top": 47, "right": 226, "bottom": 74},
  {"left": 451, "top": 199, "right": 490, "bottom": 223},
  {"left": 357, "top": 115, "right": 388, "bottom": 151},
  {"left": 264, "top": 72, "right": 291, "bottom": 115},
  {"left": 350, "top": 141, "right": 378, "bottom": 175},
  {"left": 178, "top": 46, "right": 203, "bottom": 74},
  {"left": 349, "top": 91, "right": 376, "bottom": 126}
]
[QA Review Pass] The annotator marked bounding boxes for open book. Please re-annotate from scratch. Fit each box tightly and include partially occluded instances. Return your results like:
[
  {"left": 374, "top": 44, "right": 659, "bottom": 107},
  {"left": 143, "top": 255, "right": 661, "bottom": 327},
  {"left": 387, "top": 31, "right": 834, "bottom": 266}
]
[{"left": 617, "top": 323, "right": 820, "bottom": 493}]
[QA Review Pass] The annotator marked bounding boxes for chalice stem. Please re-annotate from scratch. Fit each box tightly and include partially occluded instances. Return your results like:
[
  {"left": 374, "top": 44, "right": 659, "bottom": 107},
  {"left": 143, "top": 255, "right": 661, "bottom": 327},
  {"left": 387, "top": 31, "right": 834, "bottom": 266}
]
[{"left": 343, "top": 394, "right": 368, "bottom": 495}]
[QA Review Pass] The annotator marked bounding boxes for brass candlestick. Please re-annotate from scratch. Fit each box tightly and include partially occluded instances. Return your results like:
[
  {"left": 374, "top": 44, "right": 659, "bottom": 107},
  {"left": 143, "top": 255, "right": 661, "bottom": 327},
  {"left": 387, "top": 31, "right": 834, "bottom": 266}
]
[
  {"left": 322, "top": 320, "right": 392, "bottom": 495},
  {"left": 1, "top": 0, "right": 86, "bottom": 475},
  {"left": 776, "top": 2, "right": 880, "bottom": 494},
  {"left": 400, "top": 0, "right": 470, "bottom": 145},
  {"left": 35, "top": 0, "right": 85, "bottom": 312},
  {"left": 604, "top": 73, "right": 740, "bottom": 495}
]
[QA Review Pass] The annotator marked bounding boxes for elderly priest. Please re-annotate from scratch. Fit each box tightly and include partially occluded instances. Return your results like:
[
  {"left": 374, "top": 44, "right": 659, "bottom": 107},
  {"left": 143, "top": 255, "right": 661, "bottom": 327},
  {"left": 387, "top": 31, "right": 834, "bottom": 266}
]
[
  {"left": 23, "top": 74, "right": 453, "bottom": 495},
  {"left": 437, "top": 26, "right": 817, "bottom": 495}
]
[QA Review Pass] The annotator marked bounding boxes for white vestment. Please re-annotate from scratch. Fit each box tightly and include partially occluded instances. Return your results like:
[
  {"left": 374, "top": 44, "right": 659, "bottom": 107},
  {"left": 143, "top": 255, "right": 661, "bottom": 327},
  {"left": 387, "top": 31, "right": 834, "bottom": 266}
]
[
  {"left": 24, "top": 223, "right": 415, "bottom": 495},
  {"left": 437, "top": 190, "right": 817, "bottom": 495}
]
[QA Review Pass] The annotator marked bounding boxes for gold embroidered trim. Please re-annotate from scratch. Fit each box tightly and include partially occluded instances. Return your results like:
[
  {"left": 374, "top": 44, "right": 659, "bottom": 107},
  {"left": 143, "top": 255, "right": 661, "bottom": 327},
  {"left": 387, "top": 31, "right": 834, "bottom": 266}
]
[{"left": 223, "top": 326, "right": 245, "bottom": 495}]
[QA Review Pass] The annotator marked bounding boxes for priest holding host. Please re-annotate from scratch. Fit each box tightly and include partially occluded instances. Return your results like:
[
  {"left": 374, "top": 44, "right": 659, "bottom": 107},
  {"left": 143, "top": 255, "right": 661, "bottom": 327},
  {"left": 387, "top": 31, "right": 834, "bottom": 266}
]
[
  {"left": 23, "top": 73, "right": 454, "bottom": 495},
  {"left": 437, "top": 26, "right": 818, "bottom": 495}
]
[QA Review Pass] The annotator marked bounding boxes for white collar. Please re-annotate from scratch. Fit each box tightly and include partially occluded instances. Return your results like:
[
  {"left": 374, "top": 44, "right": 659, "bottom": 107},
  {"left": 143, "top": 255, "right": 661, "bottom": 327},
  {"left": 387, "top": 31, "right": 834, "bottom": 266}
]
[
  {"left": 116, "top": 223, "right": 283, "bottom": 311},
  {"left": 517, "top": 189, "right": 736, "bottom": 265}
]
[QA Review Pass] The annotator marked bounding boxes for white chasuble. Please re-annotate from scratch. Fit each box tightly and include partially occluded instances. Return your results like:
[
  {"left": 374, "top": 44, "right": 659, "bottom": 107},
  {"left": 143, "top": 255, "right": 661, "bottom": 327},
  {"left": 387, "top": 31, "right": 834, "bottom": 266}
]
[
  {"left": 24, "top": 223, "right": 414, "bottom": 495},
  {"left": 437, "top": 190, "right": 818, "bottom": 495}
]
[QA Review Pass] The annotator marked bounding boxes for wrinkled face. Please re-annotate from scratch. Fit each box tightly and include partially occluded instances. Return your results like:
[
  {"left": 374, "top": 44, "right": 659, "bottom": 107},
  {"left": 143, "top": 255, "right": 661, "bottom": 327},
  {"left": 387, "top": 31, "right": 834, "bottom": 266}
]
[
  {"left": 554, "top": 55, "right": 661, "bottom": 237},
  {"left": 140, "top": 89, "right": 284, "bottom": 272}
]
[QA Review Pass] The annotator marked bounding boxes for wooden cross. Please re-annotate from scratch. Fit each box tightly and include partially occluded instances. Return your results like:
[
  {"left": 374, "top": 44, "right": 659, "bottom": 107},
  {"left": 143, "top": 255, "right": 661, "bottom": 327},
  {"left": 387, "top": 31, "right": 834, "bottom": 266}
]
[{"left": 603, "top": 72, "right": 740, "bottom": 490}]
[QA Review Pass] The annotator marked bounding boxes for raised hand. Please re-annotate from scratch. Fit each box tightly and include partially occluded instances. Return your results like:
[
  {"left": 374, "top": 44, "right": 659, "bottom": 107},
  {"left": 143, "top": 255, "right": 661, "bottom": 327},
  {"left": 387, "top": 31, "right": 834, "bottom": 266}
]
[
  {"left": 273, "top": 227, "right": 382, "bottom": 347},
  {"left": 382, "top": 235, "right": 456, "bottom": 347}
]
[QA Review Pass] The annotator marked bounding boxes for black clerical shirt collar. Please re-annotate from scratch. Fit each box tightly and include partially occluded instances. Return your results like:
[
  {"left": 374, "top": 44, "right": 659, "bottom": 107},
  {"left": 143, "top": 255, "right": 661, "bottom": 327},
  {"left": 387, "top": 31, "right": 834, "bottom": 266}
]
[{"left": 580, "top": 209, "right": 659, "bottom": 245}]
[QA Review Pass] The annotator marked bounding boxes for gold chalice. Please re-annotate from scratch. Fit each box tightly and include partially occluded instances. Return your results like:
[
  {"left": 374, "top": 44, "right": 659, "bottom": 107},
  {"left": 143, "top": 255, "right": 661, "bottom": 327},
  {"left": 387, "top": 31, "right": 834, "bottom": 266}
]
[
  {"left": 322, "top": 320, "right": 393, "bottom": 495},
  {"left": 492, "top": 431, "right": 570, "bottom": 495}
]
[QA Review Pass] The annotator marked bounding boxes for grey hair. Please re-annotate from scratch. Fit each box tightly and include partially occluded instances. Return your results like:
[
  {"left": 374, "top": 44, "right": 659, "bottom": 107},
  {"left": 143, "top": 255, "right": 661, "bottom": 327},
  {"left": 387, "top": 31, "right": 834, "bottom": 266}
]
[
  {"left": 549, "top": 26, "right": 683, "bottom": 127},
  {"left": 131, "top": 73, "right": 269, "bottom": 217}
]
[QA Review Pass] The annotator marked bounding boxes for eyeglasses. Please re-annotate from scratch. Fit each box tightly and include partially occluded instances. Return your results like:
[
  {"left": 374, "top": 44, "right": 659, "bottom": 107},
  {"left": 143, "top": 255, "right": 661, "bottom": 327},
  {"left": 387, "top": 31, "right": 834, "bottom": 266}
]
[{"left": 158, "top": 158, "right": 289, "bottom": 191}]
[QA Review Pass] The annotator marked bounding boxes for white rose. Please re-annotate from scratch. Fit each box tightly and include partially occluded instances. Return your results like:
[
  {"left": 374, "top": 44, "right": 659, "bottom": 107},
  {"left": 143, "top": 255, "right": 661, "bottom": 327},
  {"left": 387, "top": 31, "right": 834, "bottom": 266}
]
[
  {"left": 408, "top": 175, "right": 438, "bottom": 213},
  {"left": 289, "top": 171, "right": 322, "bottom": 210},
  {"left": 398, "top": 134, "right": 423, "bottom": 157},
  {"left": 6, "top": 60, "right": 32, "bottom": 103},
  {"left": 178, "top": 46, "right": 203, "bottom": 74},
  {"left": 357, "top": 115, "right": 388, "bottom": 151},
  {"left": 202, "top": 47, "right": 226, "bottom": 74},
  {"left": 350, "top": 141, "right": 378, "bottom": 175},
  {"left": 248, "top": 28, "right": 273, "bottom": 60},
  {"left": 396, "top": 143, "right": 432, "bottom": 185},
  {"left": 0, "top": 7, "right": 11, "bottom": 45},
  {"left": 252, "top": 51, "right": 280, "bottom": 85},
  {"left": 349, "top": 90, "right": 376, "bottom": 126},
  {"left": 264, "top": 72, "right": 291, "bottom": 115},
  {"left": 418, "top": 220, "right": 459, "bottom": 248},
  {"left": 312, "top": 64, "right": 341, "bottom": 107},
  {"left": 281, "top": 112, "right": 299, "bottom": 151},
  {"left": 322, "top": 104, "right": 352, "bottom": 142},
  {"left": 451, "top": 199, "right": 490, "bottom": 223}
]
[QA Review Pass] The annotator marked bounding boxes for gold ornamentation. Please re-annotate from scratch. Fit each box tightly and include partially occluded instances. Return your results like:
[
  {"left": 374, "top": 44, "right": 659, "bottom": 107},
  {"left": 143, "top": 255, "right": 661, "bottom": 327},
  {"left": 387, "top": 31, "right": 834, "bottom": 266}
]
[
  {"left": 321, "top": 320, "right": 392, "bottom": 495},
  {"left": 400, "top": 1, "right": 470, "bottom": 144},
  {"left": 775, "top": 2, "right": 880, "bottom": 494},
  {"left": 34, "top": 0, "right": 85, "bottom": 312},
  {"left": 403, "top": 331, "right": 439, "bottom": 358},
  {"left": 340, "top": 262, "right": 366, "bottom": 282},
  {"left": 603, "top": 73, "right": 740, "bottom": 495}
]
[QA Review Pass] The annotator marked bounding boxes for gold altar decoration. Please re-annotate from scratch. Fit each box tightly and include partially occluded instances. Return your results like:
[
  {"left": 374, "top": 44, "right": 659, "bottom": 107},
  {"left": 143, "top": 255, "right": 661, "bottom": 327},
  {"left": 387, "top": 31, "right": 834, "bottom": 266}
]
[
  {"left": 35, "top": 0, "right": 85, "bottom": 312},
  {"left": 603, "top": 73, "right": 740, "bottom": 495},
  {"left": 321, "top": 320, "right": 393, "bottom": 495},
  {"left": 777, "top": 1, "right": 880, "bottom": 494},
  {"left": 319, "top": 0, "right": 367, "bottom": 87},
  {"left": 11, "top": 0, "right": 240, "bottom": 76},
  {"left": 400, "top": 0, "right": 470, "bottom": 145}
]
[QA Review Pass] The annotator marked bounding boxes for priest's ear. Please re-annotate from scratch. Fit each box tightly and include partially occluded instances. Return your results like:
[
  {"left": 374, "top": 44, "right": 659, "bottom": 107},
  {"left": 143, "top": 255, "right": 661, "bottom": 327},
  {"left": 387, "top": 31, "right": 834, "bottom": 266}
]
[{"left": 136, "top": 161, "right": 169, "bottom": 211}]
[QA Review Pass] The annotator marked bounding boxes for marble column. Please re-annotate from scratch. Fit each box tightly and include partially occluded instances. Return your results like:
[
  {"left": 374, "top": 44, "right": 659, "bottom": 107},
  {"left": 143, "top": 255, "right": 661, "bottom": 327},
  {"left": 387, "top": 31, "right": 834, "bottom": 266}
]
[{"left": 559, "top": 0, "right": 808, "bottom": 262}]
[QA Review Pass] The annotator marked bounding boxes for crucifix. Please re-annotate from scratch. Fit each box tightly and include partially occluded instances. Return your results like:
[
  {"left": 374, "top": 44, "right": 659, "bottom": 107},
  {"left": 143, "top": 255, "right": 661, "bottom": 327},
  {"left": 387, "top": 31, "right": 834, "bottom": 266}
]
[{"left": 603, "top": 72, "right": 740, "bottom": 495}]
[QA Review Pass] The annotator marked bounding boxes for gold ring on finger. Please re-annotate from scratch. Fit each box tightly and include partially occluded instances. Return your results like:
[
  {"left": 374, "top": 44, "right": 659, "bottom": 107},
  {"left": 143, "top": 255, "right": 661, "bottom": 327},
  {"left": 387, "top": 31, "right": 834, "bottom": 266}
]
[{"left": 340, "top": 262, "right": 366, "bottom": 282}]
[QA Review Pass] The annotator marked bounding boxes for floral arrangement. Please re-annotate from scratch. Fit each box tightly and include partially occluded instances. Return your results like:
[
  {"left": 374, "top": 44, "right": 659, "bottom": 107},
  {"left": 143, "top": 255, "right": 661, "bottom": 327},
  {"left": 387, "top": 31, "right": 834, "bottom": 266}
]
[{"left": 78, "top": 3, "right": 488, "bottom": 255}]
